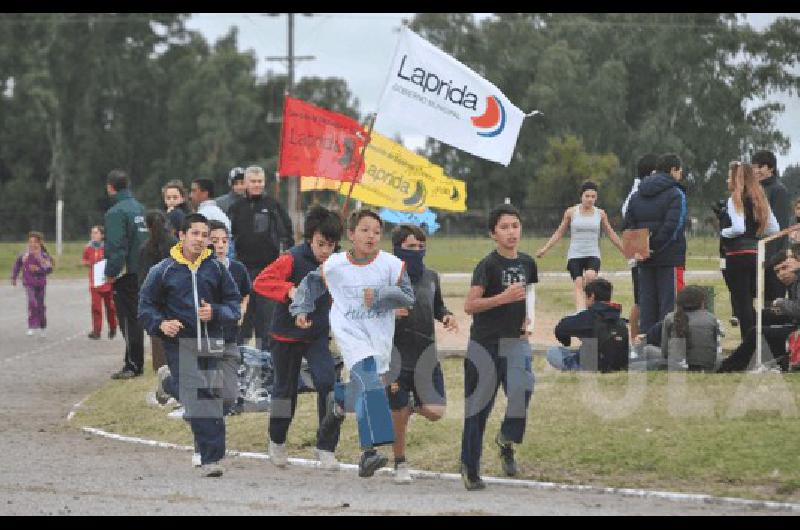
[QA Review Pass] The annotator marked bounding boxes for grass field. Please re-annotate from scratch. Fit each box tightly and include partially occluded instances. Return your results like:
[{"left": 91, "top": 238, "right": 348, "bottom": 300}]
[
  {"left": 70, "top": 276, "right": 800, "bottom": 502},
  {"left": 2, "top": 236, "right": 724, "bottom": 279}
]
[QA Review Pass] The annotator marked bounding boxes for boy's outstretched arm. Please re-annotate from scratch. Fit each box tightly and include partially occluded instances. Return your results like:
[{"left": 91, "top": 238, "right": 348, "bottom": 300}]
[
  {"left": 289, "top": 267, "right": 327, "bottom": 317},
  {"left": 372, "top": 269, "right": 415, "bottom": 311}
]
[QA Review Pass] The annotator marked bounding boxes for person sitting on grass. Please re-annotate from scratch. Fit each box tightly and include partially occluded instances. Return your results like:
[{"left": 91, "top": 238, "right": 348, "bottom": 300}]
[
  {"left": 638, "top": 285, "right": 721, "bottom": 372},
  {"left": 546, "top": 278, "right": 629, "bottom": 372}
]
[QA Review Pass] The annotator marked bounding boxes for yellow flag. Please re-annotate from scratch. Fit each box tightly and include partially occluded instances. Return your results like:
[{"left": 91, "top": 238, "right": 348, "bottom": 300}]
[{"left": 346, "top": 132, "right": 466, "bottom": 212}]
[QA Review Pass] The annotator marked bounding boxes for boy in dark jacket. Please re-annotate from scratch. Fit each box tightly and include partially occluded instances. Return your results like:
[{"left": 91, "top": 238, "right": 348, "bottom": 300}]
[
  {"left": 208, "top": 220, "right": 251, "bottom": 415},
  {"left": 138, "top": 213, "right": 242, "bottom": 477},
  {"left": 623, "top": 153, "right": 687, "bottom": 334},
  {"left": 251, "top": 206, "right": 343, "bottom": 470},
  {"left": 387, "top": 224, "right": 458, "bottom": 484},
  {"left": 547, "top": 278, "right": 628, "bottom": 370}
]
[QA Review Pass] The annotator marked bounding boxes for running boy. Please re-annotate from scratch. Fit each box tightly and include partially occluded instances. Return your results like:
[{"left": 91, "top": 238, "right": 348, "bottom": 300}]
[
  {"left": 252, "top": 206, "right": 343, "bottom": 470},
  {"left": 387, "top": 224, "right": 458, "bottom": 484},
  {"left": 290, "top": 209, "right": 415, "bottom": 478},
  {"left": 82, "top": 225, "right": 117, "bottom": 340},
  {"left": 208, "top": 220, "right": 251, "bottom": 415},
  {"left": 138, "top": 213, "right": 242, "bottom": 477},
  {"left": 461, "top": 203, "right": 537, "bottom": 490}
]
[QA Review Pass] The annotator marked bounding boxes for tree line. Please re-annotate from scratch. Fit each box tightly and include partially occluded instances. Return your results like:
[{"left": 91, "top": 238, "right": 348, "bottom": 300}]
[{"left": 1, "top": 13, "right": 799, "bottom": 239}]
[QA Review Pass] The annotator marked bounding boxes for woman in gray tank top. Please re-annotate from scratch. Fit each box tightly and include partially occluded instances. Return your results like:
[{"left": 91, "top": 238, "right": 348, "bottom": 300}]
[{"left": 537, "top": 181, "right": 625, "bottom": 309}]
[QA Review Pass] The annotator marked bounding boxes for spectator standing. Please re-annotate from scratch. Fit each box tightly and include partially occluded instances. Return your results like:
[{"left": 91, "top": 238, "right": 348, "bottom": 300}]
[
  {"left": 82, "top": 225, "right": 117, "bottom": 340},
  {"left": 215, "top": 167, "right": 246, "bottom": 217},
  {"left": 162, "top": 179, "right": 192, "bottom": 237},
  {"left": 138, "top": 210, "right": 177, "bottom": 372},
  {"left": 753, "top": 150, "right": 792, "bottom": 303},
  {"left": 104, "top": 169, "right": 149, "bottom": 379},
  {"left": 623, "top": 153, "right": 688, "bottom": 334},
  {"left": 229, "top": 165, "right": 293, "bottom": 349}
]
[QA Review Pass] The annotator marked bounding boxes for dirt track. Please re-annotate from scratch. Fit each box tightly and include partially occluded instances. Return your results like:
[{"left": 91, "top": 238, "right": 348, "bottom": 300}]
[{"left": 0, "top": 279, "right": 796, "bottom": 515}]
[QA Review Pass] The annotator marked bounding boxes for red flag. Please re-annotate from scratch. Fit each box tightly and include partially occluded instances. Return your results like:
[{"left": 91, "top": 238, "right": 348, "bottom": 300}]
[{"left": 278, "top": 96, "right": 367, "bottom": 182}]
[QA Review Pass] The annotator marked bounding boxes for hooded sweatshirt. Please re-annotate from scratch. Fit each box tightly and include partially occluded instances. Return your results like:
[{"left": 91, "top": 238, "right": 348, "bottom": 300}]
[
  {"left": 137, "top": 242, "right": 241, "bottom": 353},
  {"left": 623, "top": 172, "right": 687, "bottom": 267}
]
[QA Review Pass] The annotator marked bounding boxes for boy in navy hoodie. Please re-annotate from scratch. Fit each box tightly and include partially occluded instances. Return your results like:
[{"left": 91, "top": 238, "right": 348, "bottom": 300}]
[
  {"left": 138, "top": 213, "right": 242, "bottom": 477},
  {"left": 252, "top": 206, "right": 343, "bottom": 470},
  {"left": 546, "top": 278, "right": 628, "bottom": 371}
]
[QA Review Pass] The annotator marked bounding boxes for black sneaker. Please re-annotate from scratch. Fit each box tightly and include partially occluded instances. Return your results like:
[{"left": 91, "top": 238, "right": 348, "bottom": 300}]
[
  {"left": 460, "top": 463, "right": 486, "bottom": 491},
  {"left": 319, "top": 391, "right": 345, "bottom": 437},
  {"left": 111, "top": 368, "right": 139, "bottom": 380},
  {"left": 495, "top": 433, "right": 518, "bottom": 477},
  {"left": 729, "top": 317, "right": 739, "bottom": 327},
  {"left": 358, "top": 450, "right": 388, "bottom": 478},
  {"left": 108, "top": 328, "right": 117, "bottom": 339},
  {"left": 88, "top": 331, "right": 101, "bottom": 340}
]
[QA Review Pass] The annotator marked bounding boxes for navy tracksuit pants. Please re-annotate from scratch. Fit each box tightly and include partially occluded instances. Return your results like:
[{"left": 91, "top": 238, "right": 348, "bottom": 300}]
[
  {"left": 460, "top": 339, "right": 534, "bottom": 477},
  {"left": 163, "top": 344, "right": 225, "bottom": 465},
  {"left": 637, "top": 266, "right": 679, "bottom": 334},
  {"left": 268, "top": 335, "right": 339, "bottom": 452}
]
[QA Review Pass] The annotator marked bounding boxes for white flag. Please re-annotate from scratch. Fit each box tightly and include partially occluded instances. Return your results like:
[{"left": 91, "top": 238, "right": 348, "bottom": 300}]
[{"left": 378, "top": 27, "right": 524, "bottom": 166}]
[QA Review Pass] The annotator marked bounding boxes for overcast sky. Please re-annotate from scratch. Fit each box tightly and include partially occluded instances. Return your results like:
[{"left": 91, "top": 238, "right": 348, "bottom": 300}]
[{"left": 185, "top": 13, "right": 800, "bottom": 169}]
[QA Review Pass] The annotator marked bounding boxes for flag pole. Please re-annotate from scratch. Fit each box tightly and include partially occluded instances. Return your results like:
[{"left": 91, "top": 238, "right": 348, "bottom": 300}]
[
  {"left": 275, "top": 93, "right": 290, "bottom": 200},
  {"left": 341, "top": 113, "right": 376, "bottom": 219}
]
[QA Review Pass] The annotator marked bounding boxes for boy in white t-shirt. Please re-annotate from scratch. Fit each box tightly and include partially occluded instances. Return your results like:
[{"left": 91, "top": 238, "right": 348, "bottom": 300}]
[{"left": 290, "top": 209, "right": 415, "bottom": 478}]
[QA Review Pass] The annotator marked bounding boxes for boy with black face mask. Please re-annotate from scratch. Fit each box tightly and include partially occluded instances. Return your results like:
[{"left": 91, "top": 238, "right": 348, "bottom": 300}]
[{"left": 387, "top": 224, "right": 458, "bottom": 484}]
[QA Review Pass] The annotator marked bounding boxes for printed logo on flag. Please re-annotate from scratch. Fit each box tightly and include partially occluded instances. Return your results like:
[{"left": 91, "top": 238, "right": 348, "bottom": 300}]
[{"left": 471, "top": 95, "right": 506, "bottom": 138}]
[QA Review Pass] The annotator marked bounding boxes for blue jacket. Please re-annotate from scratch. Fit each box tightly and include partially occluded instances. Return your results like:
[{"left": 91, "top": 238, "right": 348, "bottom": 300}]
[
  {"left": 138, "top": 243, "right": 241, "bottom": 352},
  {"left": 623, "top": 172, "right": 687, "bottom": 267},
  {"left": 555, "top": 301, "right": 624, "bottom": 347}
]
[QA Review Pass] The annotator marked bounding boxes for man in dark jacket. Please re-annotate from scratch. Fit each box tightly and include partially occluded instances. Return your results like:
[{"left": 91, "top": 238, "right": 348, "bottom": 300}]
[
  {"left": 138, "top": 213, "right": 242, "bottom": 476},
  {"left": 753, "top": 150, "right": 792, "bottom": 303},
  {"left": 104, "top": 169, "right": 149, "bottom": 379},
  {"left": 229, "top": 165, "right": 293, "bottom": 348},
  {"left": 623, "top": 153, "right": 687, "bottom": 334},
  {"left": 546, "top": 278, "right": 628, "bottom": 371}
]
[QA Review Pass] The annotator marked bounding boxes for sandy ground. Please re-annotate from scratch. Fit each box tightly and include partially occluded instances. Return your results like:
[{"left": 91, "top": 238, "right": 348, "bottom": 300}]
[{"left": 0, "top": 279, "right": 795, "bottom": 515}]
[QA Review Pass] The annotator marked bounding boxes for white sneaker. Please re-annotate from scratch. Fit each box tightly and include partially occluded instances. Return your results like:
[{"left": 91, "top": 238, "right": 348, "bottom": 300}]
[
  {"left": 394, "top": 461, "right": 413, "bottom": 484},
  {"left": 316, "top": 449, "right": 338, "bottom": 470},
  {"left": 145, "top": 392, "right": 160, "bottom": 407},
  {"left": 26, "top": 329, "right": 34, "bottom": 336},
  {"left": 192, "top": 452, "right": 202, "bottom": 467},
  {"left": 167, "top": 406, "right": 185, "bottom": 419},
  {"left": 198, "top": 462, "right": 224, "bottom": 477},
  {"left": 269, "top": 440, "right": 288, "bottom": 468}
]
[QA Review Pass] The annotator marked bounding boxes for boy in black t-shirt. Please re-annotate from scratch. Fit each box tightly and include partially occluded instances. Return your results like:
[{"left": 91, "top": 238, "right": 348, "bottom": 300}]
[{"left": 460, "top": 204, "right": 537, "bottom": 490}]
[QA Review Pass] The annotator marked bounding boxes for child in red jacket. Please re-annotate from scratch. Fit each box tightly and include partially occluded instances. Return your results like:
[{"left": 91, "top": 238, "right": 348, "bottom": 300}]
[{"left": 82, "top": 225, "right": 117, "bottom": 340}]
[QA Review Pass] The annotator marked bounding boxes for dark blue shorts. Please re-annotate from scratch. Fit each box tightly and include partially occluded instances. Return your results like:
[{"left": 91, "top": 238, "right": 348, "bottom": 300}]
[
  {"left": 386, "top": 365, "right": 446, "bottom": 411},
  {"left": 567, "top": 256, "right": 601, "bottom": 280}
]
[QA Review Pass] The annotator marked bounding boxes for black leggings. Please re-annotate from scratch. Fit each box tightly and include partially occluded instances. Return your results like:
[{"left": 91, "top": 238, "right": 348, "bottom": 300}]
[{"left": 724, "top": 253, "right": 757, "bottom": 341}]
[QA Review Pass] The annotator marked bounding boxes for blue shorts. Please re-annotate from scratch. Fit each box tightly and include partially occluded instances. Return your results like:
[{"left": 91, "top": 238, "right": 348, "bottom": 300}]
[{"left": 386, "top": 365, "right": 446, "bottom": 411}]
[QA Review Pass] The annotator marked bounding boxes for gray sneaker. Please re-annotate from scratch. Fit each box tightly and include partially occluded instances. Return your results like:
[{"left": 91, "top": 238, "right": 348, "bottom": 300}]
[
  {"left": 460, "top": 463, "right": 486, "bottom": 491},
  {"left": 394, "top": 461, "right": 412, "bottom": 484},
  {"left": 155, "top": 365, "right": 171, "bottom": 405},
  {"left": 495, "top": 433, "right": 518, "bottom": 477},
  {"left": 198, "top": 462, "right": 224, "bottom": 477},
  {"left": 358, "top": 450, "right": 388, "bottom": 478},
  {"left": 269, "top": 441, "right": 288, "bottom": 468}
]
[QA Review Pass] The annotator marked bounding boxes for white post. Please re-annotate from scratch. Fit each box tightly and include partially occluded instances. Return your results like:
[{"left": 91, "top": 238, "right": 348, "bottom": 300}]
[
  {"left": 56, "top": 199, "right": 64, "bottom": 256},
  {"left": 504, "top": 197, "right": 511, "bottom": 204},
  {"left": 756, "top": 239, "right": 765, "bottom": 368}
]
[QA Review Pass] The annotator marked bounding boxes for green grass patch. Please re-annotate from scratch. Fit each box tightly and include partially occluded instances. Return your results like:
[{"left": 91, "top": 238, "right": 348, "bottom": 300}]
[
  {"left": 70, "top": 276, "right": 800, "bottom": 502},
  {"left": 2, "top": 241, "right": 90, "bottom": 280},
  {"left": 71, "top": 356, "right": 800, "bottom": 502}
]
